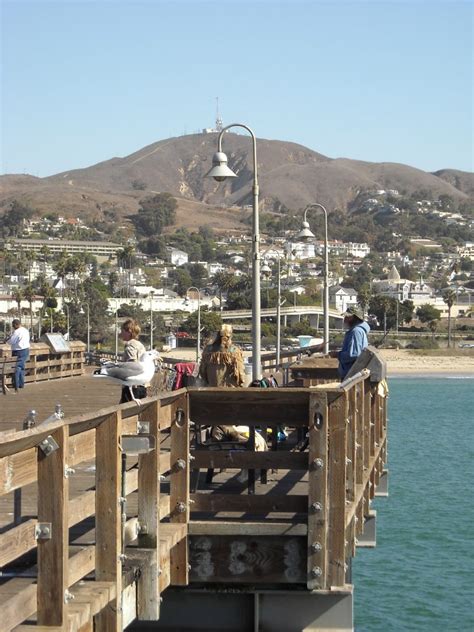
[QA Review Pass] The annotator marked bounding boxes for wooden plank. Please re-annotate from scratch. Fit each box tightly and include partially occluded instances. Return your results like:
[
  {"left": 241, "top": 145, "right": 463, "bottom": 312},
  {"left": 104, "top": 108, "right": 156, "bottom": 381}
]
[
  {"left": 191, "top": 451, "right": 308, "bottom": 470},
  {"left": 0, "top": 520, "right": 37, "bottom": 567},
  {"left": 189, "top": 520, "right": 307, "bottom": 536},
  {"left": 188, "top": 388, "right": 310, "bottom": 427},
  {"left": 37, "top": 424, "right": 69, "bottom": 627},
  {"left": 327, "top": 392, "right": 348, "bottom": 588},
  {"left": 159, "top": 450, "right": 171, "bottom": 474},
  {"left": 307, "top": 391, "right": 329, "bottom": 590},
  {"left": 190, "top": 493, "right": 308, "bottom": 514},
  {"left": 169, "top": 392, "right": 189, "bottom": 586},
  {"left": 95, "top": 411, "right": 122, "bottom": 632},
  {"left": 356, "top": 383, "right": 364, "bottom": 486},
  {"left": 137, "top": 400, "right": 161, "bottom": 620}
]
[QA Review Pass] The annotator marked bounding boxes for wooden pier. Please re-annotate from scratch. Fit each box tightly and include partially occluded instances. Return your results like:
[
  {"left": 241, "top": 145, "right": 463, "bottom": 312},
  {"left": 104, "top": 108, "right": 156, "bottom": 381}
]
[{"left": 0, "top": 366, "right": 388, "bottom": 632}]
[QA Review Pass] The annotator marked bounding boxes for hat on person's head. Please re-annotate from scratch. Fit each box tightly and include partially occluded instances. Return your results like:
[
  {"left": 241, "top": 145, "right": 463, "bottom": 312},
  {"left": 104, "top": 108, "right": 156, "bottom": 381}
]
[
  {"left": 343, "top": 305, "right": 364, "bottom": 321},
  {"left": 220, "top": 324, "right": 233, "bottom": 337}
]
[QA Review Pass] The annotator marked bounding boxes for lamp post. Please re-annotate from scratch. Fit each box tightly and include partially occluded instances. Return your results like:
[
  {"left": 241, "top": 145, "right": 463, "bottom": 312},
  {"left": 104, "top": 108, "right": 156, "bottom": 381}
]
[
  {"left": 80, "top": 304, "right": 90, "bottom": 354},
  {"left": 297, "top": 203, "right": 330, "bottom": 355},
  {"left": 149, "top": 291, "right": 154, "bottom": 350},
  {"left": 185, "top": 287, "right": 201, "bottom": 362},
  {"left": 261, "top": 253, "right": 284, "bottom": 368},
  {"left": 205, "top": 123, "right": 261, "bottom": 381},
  {"left": 63, "top": 303, "right": 70, "bottom": 340},
  {"left": 114, "top": 299, "right": 119, "bottom": 360}
]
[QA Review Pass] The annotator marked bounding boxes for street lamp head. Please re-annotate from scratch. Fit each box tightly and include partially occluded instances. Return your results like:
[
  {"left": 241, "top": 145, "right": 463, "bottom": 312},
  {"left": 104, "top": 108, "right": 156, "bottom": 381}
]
[
  {"left": 261, "top": 263, "right": 272, "bottom": 276},
  {"left": 296, "top": 220, "right": 315, "bottom": 240},
  {"left": 205, "top": 151, "right": 238, "bottom": 182}
]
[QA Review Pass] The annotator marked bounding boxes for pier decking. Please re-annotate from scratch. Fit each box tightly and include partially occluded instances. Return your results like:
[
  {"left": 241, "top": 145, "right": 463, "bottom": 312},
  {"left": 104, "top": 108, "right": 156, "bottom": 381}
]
[{"left": 0, "top": 367, "right": 388, "bottom": 632}]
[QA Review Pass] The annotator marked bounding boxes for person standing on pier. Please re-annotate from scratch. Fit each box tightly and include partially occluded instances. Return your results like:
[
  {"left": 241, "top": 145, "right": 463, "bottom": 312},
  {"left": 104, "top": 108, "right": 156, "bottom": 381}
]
[
  {"left": 119, "top": 318, "right": 148, "bottom": 403},
  {"left": 8, "top": 319, "right": 30, "bottom": 391},
  {"left": 337, "top": 305, "right": 370, "bottom": 379},
  {"left": 199, "top": 324, "right": 249, "bottom": 443}
]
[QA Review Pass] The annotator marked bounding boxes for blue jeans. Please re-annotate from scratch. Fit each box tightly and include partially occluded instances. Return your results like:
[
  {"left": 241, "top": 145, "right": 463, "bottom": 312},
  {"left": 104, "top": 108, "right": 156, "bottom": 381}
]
[{"left": 13, "top": 348, "right": 29, "bottom": 389}]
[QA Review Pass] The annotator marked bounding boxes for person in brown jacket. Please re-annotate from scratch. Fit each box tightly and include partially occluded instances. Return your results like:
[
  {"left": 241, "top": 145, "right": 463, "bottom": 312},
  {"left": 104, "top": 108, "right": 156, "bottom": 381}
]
[
  {"left": 199, "top": 324, "right": 245, "bottom": 388},
  {"left": 199, "top": 324, "right": 247, "bottom": 442}
]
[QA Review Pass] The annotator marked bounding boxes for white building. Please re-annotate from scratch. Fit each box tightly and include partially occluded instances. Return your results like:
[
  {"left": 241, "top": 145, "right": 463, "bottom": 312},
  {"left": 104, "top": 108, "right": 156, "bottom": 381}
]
[
  {"left": 168, "top": 248, "right": 189, "bottom": 267},
  {"left": 346, "top": 242, "right": 370, "bottom": 258},
  {"left": 329, "top": 286, "right": 358, "bottom": 313}
]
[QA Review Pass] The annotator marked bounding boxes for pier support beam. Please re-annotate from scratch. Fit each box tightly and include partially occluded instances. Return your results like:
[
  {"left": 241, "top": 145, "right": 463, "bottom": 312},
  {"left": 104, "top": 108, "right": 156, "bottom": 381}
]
[{"left": 133, "top": 586, "right": 353, "bottom": 632}]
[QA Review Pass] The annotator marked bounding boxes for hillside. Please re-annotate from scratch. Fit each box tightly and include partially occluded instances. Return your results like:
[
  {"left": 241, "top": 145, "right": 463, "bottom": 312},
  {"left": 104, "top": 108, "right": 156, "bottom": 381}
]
[{"left": 1, "top": 133, "right": 472, "bottom": 225}]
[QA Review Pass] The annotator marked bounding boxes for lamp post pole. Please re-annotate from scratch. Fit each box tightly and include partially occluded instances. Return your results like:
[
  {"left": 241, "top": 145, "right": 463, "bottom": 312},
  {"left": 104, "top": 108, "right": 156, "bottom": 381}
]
[
  {"left": 115, "top": 300, "right": 119, "bottom": 360},
  {"left": 206, "top": 123, "right": 261, "bottom": 381},
  {"left": 299, "top": 204, "right": 330, "bottom": 355},
  {"left": 64, "top": 304, "right": 70, "bottom": 340},
  {"left": 186, "top": 287, "right": 201, "bottom": 362},
  {"left": 149, "top": 292, "right": 154, "bottom": 350},
  {"left": 276, "top": 257, "right": 282, "bottom": 368},
  {"left": 86, "top": 304, "right": 90, "bottom": 354}
]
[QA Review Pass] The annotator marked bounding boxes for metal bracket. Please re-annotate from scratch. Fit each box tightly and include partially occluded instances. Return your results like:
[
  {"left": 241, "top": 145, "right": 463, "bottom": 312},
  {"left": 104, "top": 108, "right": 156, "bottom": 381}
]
[
  {"left": 137, "top": 421, "right": 150, "bottom": 435},
  {"left": 175, "top": 408, "right": 186, "bottom": 427},
  {"left": 64, "top": 465, "right": 75, "bottom": 478},
  {"left": 64, "top": 589, "right": 75, "bottom": 603},
  {"left": 136, "top": 521, "right": 148, "bottom": 536},
  {"left": 35, "top": 522, "right": 52, "bottom": 540},
  {"left": 121, "top": 434, "right": 156, "bottom": 455},
  {"left": 38, "top": 435, "right": 59, "bottom": 456}
]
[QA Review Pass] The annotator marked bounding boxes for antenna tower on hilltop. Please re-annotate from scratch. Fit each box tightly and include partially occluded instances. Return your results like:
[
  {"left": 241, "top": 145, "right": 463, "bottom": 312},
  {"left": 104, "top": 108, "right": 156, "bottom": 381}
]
[{"left": 215, "top": 97, "right": 223, "bottom": 132}]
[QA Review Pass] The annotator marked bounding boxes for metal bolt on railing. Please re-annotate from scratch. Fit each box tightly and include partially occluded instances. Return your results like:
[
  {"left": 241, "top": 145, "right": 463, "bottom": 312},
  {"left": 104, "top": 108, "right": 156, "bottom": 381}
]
[
  {"left": 312, "top": 458, "right": 324, "bottom": 469},
  {"left": 175, "top": 458, "right": 186, "bottom": 471},
  {"left": 23, "top": 410, "right": 36, "bottom": 429},
  {"left": 311, "top": 542, "right": 322, "bottom": 553},
  {"left": 64, "top": 465, "right": 75, "bottom": 478},
  {"left": 311, "top": 566, "right": 322, "bottom": 578},
  {"left": 64, "top": 589, "right": 75, "bottom": 603},
  {"left": 310, "top": 502, "right": 322, "bottom": 513}
]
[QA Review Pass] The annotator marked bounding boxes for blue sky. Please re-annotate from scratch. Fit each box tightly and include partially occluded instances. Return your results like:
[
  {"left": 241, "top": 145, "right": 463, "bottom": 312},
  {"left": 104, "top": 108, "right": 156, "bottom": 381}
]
[{"left": 1, "top": 0, "right": 472, "bottom": 177}]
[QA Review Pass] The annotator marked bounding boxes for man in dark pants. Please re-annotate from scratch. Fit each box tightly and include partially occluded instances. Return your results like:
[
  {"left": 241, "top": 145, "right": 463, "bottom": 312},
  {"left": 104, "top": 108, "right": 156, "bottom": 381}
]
[{"left": 8, "top": 319, "right": 31, "bottom": 391}]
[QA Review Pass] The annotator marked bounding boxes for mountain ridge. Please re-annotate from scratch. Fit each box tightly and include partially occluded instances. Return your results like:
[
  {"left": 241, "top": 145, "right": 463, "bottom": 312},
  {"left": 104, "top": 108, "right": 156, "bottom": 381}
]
[{"left": 1, "top": 134, "right": 472, "bottom": 225}]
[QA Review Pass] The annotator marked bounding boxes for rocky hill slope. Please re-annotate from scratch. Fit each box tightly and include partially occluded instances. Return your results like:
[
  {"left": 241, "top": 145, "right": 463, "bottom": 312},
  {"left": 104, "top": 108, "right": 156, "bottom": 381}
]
[{"left": 1, "top": 133, "right": 472, "bottom": 225}]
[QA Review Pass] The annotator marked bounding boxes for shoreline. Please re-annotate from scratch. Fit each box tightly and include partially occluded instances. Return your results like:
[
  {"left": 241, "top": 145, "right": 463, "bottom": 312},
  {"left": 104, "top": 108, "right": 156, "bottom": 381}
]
[{"left": 163, "top": 347, "right": 474, "bottom": 377}]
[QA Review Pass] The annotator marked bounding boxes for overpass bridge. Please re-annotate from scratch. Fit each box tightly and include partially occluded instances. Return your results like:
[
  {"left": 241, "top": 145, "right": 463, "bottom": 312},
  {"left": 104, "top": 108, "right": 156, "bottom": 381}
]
[{"left": 221, "top": 305, "right": 344, "bottom": 328}]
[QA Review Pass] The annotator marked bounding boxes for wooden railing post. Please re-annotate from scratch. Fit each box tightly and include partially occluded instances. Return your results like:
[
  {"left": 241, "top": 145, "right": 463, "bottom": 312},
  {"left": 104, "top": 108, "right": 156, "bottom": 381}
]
[
  {"left": 327, "top": 391, "right": 348, "bottom": 588},
  {"left": 137, "top": 400, "right": 161, "bottom": 620},
  {"left": 37, "top": 424, "right": 69, "bottom": 626},
  {"left": 307, "top": 392, "right": 329, "bottom": 590},
  {"left": 169, "top": 393, "right": 190, "bottom": 586},
  {"left": 95, "top": 410, "right": 122, "bottom": 632}
]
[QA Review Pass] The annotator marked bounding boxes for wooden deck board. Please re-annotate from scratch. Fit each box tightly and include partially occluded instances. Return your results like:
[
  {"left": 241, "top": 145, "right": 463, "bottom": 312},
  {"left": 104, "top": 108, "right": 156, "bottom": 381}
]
[{"left": 0, "top": 370, "right": 121, "bottom": 432}]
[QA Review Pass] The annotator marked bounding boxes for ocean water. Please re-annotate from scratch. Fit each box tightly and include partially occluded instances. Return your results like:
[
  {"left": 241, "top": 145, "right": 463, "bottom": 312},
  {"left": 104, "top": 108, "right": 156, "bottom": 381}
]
[{"left": 354, "top": 378, "right": 474, "bottom": 631}]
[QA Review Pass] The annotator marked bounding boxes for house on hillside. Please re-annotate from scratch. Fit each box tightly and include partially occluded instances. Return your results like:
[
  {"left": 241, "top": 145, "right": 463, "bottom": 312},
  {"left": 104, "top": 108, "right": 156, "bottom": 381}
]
[
  {"left": 329, "top": 286, "right": 358, "bottom": 313},
  {"left": 373, "top": 266, "right": 433, "bottom": 301},
  {"left": 168, "top": 248, "right": 189, "bottom": 267}
]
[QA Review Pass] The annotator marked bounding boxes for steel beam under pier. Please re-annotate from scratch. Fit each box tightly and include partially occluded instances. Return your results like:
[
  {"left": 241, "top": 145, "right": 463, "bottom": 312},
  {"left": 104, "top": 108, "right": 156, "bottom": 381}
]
[{"left": 129, "top": 586, "right": 354, "bottom": 632}]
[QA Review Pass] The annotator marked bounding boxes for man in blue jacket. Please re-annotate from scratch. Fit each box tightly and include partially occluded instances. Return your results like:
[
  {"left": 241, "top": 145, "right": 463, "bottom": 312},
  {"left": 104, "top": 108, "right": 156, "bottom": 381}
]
[{"left": 337, "top": 305, "right": 370, "bottom": 379}]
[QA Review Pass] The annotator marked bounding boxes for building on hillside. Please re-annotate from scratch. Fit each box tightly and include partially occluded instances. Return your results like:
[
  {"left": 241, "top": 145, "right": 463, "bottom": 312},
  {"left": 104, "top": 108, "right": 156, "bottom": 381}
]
[
  {"left": 3, "top": 238, "right": 121, "bottom": 260},
  {"left": 329, "top": 286, "right": 358, "bottom": 313},
  {"left": 457, "top": 242, "right": 474, "bottom": 260},
  {"left": 372, "top": 266, "right": 433, "bottom": 301},
  {"left": 168, "top": 248, "right": 189, "bottom": 267},
  {"left": 346, "top": 242, "right": 370, "bottom": 258}
]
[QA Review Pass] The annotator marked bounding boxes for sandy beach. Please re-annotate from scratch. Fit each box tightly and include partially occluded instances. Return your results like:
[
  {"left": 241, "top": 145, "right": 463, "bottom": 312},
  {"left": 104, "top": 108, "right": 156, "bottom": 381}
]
[
  {"left": 378, "top": 349, "right": 474, "bottom": 376},
  {"left": 163, "top": 347, "right": 474, "bottom": 377}
]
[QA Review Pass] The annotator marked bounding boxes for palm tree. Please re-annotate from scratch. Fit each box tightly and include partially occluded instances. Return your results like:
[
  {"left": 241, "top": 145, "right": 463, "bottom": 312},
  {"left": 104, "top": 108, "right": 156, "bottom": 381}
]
[
  {"left": 13, "top": 287, "right": 24, "bottom": 315},
  {"left": 23, "top": 284, "right": 36, "bottom": 334},
  {"left": 442, "top": 289, "right": 456, "bottom": 348}
]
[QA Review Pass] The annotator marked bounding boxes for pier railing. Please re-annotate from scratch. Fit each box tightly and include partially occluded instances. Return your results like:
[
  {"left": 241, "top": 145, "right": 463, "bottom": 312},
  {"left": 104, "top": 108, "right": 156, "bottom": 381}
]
[
  {"left": 0, "top": 371, "right": 388, "bottom": 630},
  {"left": 0, "top": 341, "right": 86, "bottom": 389}
]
